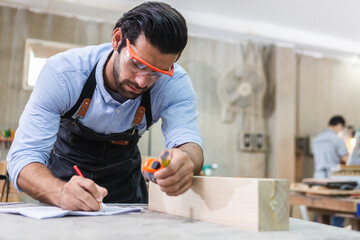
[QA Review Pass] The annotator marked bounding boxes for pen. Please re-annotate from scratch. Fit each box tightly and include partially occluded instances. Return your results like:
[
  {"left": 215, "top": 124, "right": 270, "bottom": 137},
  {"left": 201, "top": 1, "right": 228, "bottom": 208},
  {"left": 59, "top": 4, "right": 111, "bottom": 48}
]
[
  {"left": 73, "top": 165, "right": 104, "bottom": 211},
  {"left": 73, "top": 165, "right": 84, "bottom": 177}
]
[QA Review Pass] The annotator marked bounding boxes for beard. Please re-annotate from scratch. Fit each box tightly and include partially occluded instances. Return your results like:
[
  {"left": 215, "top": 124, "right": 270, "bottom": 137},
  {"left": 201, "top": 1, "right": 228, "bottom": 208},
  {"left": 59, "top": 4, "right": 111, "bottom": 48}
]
[{"left": 112, "top": 53, "right": 148, "bottom": 100}]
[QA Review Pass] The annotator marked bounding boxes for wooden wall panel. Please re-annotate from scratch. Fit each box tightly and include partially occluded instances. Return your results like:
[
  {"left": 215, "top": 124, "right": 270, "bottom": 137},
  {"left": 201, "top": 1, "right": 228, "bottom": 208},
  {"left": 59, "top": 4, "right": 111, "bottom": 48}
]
[
  {"left": 296, "top": 55, "right": 360, "bottom": 179},
  {"left": 267, "top": 47, "right": 297, "bottom": 182}
]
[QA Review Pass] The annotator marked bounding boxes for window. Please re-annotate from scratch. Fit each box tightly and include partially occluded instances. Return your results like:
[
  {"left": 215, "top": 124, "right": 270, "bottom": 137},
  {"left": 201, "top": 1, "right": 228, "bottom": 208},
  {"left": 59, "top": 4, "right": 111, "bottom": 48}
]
[{"left": 23, "top": 39, "right": 80, "bottom": 90}]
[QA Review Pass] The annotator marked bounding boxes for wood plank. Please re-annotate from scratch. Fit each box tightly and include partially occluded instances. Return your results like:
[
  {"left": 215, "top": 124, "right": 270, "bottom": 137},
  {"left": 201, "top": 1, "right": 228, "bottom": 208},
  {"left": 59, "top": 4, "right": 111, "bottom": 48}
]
[
  {"left": 291, "top": 183, "right": 360, "bottom": 195},
  {"left": 149, "top": 176, "right": 289, "bottom": 232},
  {"left": 337, "top": 164, "right": 360, "bottom": 170},
  {"left": 290, "top": 192, "right": 359, "bottom": 213},
  {"left": 267, "top": 47, "right": 296, "bottom": 183}
]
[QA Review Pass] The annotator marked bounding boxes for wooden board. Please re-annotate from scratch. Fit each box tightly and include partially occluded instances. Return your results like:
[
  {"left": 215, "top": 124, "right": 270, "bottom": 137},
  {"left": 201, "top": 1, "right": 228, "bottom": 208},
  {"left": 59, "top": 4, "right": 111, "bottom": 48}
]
[
  {"left": 291, "top": 183, "right": 360, "bottom": 195},
  {"left": 290, "top": 192, "right": 360, "bottom": 213},
  {"left": 149, "top": 176, "right": 289, "bottom": 232},
  {"left": 336, "top": 164, "right": 360, "bottom": 170},
  {"left": 331, "top": 164, "right": 360, "bottom": 176}
]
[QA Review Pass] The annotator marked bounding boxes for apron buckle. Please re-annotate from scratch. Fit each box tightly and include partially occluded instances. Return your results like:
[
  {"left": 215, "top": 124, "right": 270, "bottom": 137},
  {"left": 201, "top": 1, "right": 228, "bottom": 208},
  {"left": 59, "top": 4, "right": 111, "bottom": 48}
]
[
  {"left": 71, "top": 116, "right": 80, "bottom": 126},
  {"left": 132, "top": 126, "right": 137, "bottom": 135}
]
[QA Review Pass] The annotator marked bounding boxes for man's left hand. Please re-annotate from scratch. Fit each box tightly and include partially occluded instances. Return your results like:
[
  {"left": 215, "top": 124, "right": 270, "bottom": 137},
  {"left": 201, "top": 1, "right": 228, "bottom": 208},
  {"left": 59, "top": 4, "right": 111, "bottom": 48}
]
[{"left": 153, "top": 148, "right": 194, "bottom": 196}]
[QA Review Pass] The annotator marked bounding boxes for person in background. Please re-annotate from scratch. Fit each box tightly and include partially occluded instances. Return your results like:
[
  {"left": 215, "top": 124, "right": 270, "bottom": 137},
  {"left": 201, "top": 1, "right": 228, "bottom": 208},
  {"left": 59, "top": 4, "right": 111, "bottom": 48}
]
[
  {"left": 312, "top": 115, "right": 349, "bottom": 227},
  {"left": 312, "top": 115, "right": 349, "bottom": 178}
]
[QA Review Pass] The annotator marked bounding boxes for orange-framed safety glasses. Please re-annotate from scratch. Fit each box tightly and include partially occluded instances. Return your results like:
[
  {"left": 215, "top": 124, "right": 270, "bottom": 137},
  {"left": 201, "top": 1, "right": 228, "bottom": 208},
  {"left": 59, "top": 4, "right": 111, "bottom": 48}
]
[{"left": 126, "top": 38, "right": 174, "bottom": 77}]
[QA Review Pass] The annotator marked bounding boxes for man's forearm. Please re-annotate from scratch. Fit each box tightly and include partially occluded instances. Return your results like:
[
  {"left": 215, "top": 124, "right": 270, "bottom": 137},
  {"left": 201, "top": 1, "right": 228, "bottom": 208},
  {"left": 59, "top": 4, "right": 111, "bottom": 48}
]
[
  {"left": 177, "top": 142, "right": 204, "bottom": 175},
  {"left": 17, "top": 162, "right": 65, "bottom": 206}
]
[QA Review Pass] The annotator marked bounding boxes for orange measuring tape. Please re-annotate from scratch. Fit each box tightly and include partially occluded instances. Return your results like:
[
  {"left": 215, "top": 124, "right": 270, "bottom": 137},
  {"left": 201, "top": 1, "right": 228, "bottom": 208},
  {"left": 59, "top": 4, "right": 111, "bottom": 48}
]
[{"left": 142, "top": 151, "right": 170, "bottom": 183}]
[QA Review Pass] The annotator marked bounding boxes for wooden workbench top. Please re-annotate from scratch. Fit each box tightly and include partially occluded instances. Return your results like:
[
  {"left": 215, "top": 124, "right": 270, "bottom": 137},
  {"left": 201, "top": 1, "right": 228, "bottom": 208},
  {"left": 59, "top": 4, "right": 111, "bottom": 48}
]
[{"left": 0, "top": 203, "right": 360, "bottom": 240}]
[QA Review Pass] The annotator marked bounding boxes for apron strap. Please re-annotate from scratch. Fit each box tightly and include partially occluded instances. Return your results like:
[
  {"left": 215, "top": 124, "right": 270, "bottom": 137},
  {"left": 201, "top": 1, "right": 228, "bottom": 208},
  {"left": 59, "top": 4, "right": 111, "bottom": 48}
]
[
  {"left": 139, "top": 89, "right": 152, "bottom": 130},
  {"left": 62, "top": 63, "right": 98, "bottom": 119}
]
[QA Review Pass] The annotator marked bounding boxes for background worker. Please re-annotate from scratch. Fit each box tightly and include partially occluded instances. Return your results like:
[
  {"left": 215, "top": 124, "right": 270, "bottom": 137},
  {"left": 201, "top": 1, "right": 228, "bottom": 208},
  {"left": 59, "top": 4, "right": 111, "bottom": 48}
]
[
  {"left": 312, "top": 116, "right": 349, "bottom": 227},
  {"left": 7, "top": 1, "right": 203, "bottom": 211},
  {"left": 312, "top": 115, "right": 349, "bottom": 178}
]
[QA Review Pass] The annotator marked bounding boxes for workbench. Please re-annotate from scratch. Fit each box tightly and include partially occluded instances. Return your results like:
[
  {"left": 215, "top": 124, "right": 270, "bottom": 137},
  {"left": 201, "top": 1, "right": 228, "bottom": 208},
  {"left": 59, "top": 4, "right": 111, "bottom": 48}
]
[
  {"left": 1, "top": 203, "right": 360, "bottom": 239},
  {"left": 290, "top": 191, "right": 360, "bottom": 229}
]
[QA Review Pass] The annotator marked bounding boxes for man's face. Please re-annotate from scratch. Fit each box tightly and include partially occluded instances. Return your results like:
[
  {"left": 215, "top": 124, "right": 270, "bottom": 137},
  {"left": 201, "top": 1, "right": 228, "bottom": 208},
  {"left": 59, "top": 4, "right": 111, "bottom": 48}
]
[
  {"left": 335, "top": 124, "right": 345, "bottom": 135},
  {"left": 113, "top": 34, "right": 178, "bottom": 99}
]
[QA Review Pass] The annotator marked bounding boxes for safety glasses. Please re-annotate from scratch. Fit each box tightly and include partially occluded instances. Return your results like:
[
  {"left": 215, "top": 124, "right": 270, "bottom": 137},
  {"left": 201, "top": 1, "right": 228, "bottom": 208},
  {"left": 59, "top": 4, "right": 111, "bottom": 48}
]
[{"left": 125, "top": 38, "right": 174, "bottom": 77}]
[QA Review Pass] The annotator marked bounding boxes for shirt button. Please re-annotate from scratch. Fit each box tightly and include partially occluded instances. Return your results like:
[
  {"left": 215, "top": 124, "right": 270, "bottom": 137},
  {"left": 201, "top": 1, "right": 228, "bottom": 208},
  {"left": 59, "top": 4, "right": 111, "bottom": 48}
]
[
  {"left": 112, "top": 100, "right": 116, "bottom": 104},
  {"left": 116, "top": 109, "right": 120, "bottom": 114}
]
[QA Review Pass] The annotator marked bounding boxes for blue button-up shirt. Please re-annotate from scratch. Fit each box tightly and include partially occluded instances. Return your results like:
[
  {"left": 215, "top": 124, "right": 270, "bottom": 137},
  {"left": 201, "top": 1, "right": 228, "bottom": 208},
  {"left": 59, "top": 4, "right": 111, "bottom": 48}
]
[
  {"left": 7, "top": 43, "right": 202, "bottom": 191},
  {"left": 312, "top": 128, "right": 348, "bottom": 178}
]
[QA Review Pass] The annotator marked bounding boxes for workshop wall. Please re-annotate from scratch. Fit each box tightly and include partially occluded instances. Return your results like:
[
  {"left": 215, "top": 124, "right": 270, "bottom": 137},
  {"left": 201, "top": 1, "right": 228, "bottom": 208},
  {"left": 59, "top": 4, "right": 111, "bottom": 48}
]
[
  {"left": 0, "top": 6, "right": 273, "bottom": 178},
  {"left": 3, "top": 5, "right": 358, "bottom": 181},
  {"left": 178, "top": 37, "right": 271, "bottom": 178},
  {"left": 0, "top": 6, "right": 113, "bottom": 130},
  {"left": 141, "top": 37, "right": 274, "bottom": 178},
  {"left": 296, "top": 55, "right": 360, "bottom": 178},
  {"left": 0, "top": 6, "right": 113, "bottom": 160},
  {"left": 297, "top": 55, "right": 360, "bottom": 134}
]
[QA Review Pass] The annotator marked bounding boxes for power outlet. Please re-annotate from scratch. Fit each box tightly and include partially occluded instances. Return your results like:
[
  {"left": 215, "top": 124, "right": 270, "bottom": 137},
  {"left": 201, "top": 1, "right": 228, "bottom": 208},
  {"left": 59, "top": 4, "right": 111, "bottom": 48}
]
[
  {"left": 238, "top": 132, "right": 254, "bottom": 152},
  {"left": 254, "top": 133, "right": 266, "bottom": 152},
  {"left": 238, "top": 132, "right": 266, "bottom": 152}
]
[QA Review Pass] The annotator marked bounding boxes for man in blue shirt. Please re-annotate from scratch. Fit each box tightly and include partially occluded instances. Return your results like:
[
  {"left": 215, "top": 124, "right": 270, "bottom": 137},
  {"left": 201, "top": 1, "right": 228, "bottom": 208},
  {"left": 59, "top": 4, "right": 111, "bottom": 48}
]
[
  {"left": 312, "top": 115, "right": 349, "bottom": 227},
  {"left": 7, "top": 2, "right": 203, "bottom": 211},
  {"left": 312, "top": 115, "right": 348, "bottom": 178}
]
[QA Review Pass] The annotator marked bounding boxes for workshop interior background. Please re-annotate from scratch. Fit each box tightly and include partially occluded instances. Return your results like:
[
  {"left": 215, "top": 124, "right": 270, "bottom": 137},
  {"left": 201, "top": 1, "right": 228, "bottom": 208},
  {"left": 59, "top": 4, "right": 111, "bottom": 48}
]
[{"left": 1, "top": 1, "right": 360, "bottom": 186}]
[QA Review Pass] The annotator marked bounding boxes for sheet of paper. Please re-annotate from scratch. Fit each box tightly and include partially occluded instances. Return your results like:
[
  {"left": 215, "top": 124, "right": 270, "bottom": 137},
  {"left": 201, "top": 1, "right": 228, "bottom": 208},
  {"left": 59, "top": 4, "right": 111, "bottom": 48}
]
[{"left": 0, "top": 204, "right": 142, "bottom": 219}]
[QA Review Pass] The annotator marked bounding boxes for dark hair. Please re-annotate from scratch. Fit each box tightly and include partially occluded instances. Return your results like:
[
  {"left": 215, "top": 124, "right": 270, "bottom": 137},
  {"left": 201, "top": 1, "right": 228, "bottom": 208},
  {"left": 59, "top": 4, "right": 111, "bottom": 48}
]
[
  {"left": 114, "top": 1, "right": 188, "bottom": 56},
  {"left": 329, "top": 115, "right": 346, "bottom": 126}
]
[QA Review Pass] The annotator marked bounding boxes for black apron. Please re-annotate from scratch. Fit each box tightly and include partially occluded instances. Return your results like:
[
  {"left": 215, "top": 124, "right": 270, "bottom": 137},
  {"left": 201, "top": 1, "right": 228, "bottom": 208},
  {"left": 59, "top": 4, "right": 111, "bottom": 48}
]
[{"left": 48, "top": 63, "right": 151, "bottom": 203}]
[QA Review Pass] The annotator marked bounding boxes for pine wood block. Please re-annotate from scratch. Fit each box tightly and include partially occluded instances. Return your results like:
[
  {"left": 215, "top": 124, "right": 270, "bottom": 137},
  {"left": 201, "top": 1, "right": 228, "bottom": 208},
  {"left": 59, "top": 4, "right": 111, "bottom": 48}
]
[{"left": 149, "top": 176, "right": 289, "bottom": 232}]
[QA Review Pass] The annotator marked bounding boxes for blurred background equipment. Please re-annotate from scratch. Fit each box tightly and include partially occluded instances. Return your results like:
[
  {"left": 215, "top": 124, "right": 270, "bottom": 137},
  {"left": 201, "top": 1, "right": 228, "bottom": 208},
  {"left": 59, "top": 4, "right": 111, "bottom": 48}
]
[
  {"left": 347, "top": 129, "right": 360, "bottom": 165},
  {"left": 218, "top": 43, "right": 267, "bottom": 153}
]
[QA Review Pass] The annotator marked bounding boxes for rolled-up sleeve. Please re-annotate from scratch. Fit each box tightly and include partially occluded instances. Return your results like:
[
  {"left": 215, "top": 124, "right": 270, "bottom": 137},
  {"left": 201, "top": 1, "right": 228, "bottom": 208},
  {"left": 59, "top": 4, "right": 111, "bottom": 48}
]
[
  {"left": 7, "top": 61, "right": 68, "bottom": 191},
  {"left": 160, "top": 73, "right": 203, "bottom": 149}
]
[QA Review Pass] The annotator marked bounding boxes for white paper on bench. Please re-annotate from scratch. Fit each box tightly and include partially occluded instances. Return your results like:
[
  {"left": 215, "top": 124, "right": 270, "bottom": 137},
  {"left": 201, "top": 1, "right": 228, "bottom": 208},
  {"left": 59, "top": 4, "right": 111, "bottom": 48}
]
[{"left": 0, "top": 204, "right": 142, "bottom": 219}]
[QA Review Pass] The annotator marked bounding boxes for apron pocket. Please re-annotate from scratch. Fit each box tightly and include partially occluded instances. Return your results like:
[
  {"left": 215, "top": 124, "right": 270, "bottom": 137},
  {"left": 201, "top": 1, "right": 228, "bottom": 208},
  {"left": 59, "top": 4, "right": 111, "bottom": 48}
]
[{"left": 90, "top": 158, "right": 137, "bottom": 203}]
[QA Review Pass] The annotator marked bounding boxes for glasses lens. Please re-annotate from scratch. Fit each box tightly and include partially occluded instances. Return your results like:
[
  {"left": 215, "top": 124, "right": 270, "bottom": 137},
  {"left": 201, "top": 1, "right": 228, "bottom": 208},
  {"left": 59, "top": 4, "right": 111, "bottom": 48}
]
[{"left": 124, "top": 50, "right": 162, "bottom": 80}]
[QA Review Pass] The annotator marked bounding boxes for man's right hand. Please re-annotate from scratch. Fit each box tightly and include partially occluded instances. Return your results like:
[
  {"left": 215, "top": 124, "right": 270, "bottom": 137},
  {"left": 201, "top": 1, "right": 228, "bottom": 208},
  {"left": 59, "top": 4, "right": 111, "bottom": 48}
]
[
  {"left": 60, "top": 176, "right": 108, "bottom": 211},
  {"left": 17, "top": 163, "right": 107, "bottom": 211}
]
